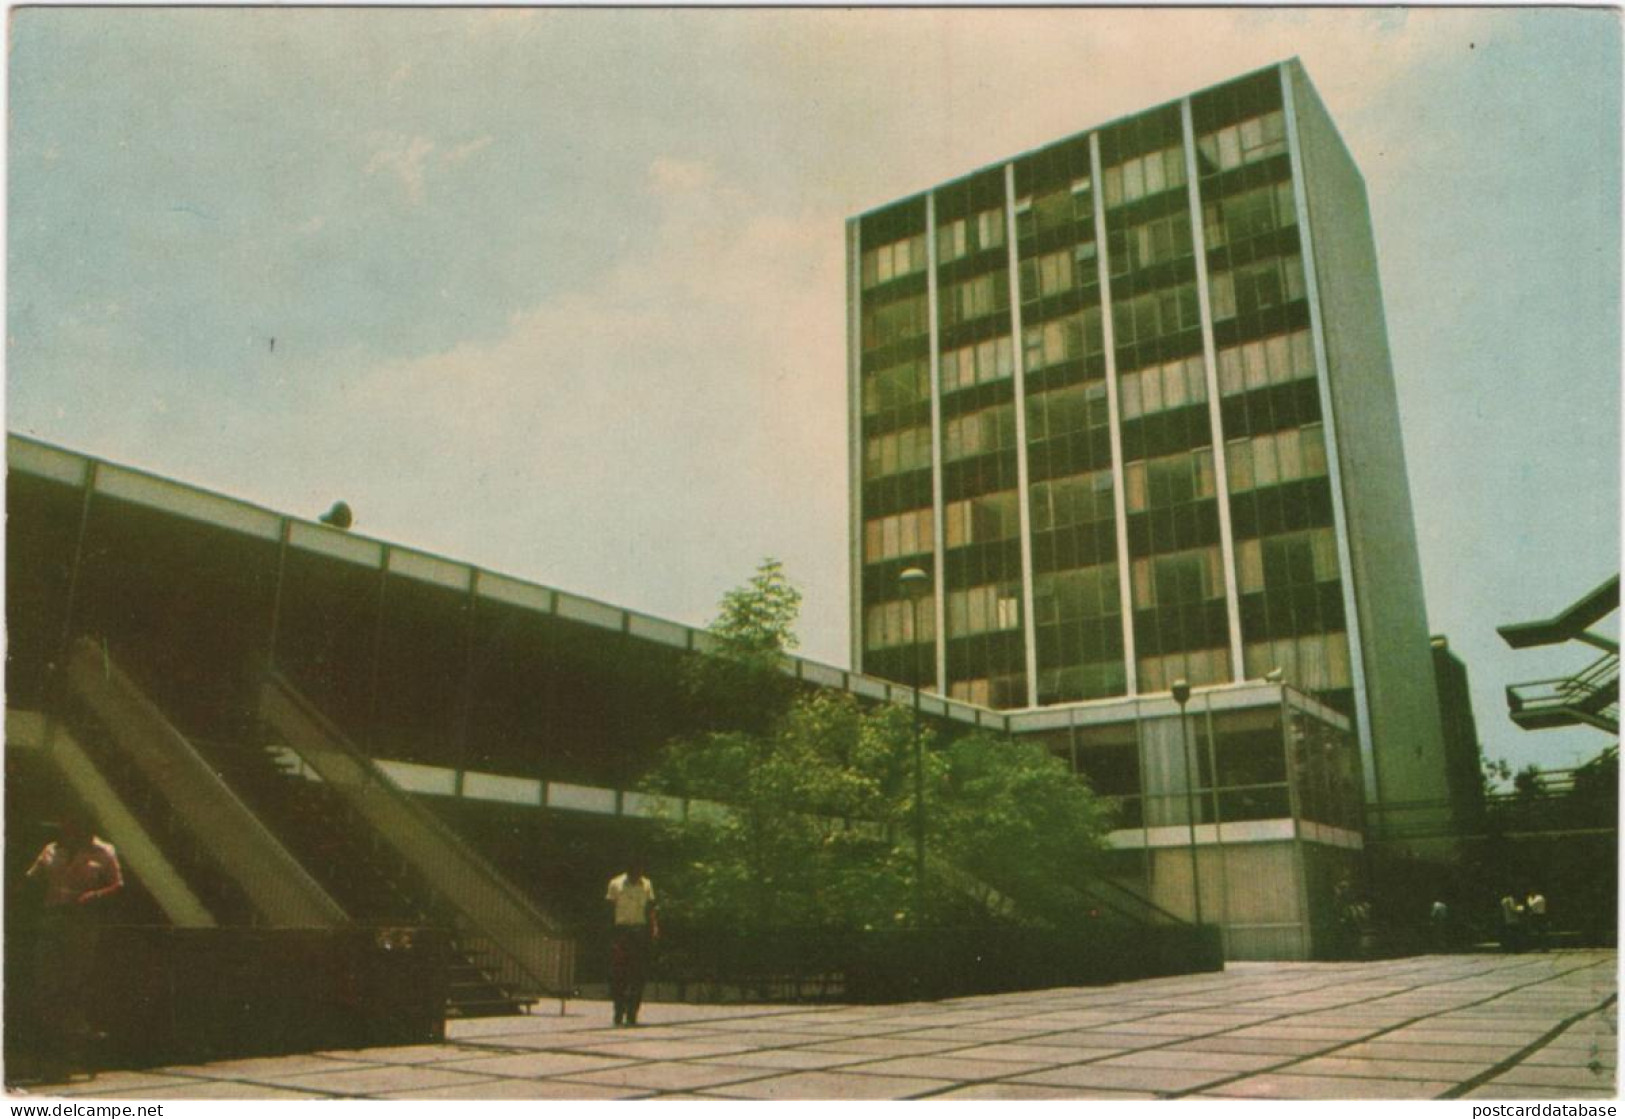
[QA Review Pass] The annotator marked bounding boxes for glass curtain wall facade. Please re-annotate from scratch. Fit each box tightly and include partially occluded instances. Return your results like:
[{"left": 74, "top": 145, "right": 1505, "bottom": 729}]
[
  {"left": 850, "top": 63, "right": 1356, "bottom": 723},
  {"left": 1015, "top": 693, "right": 1363, "bottom": 959}
]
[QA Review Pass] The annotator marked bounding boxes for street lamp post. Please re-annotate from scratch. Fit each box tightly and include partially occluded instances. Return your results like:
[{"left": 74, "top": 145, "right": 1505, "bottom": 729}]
[
  {"left": 1171, "top": 678, "right": 1204, "bottom": 928},
  {"left": 899, "top": 566, "right": 931, "bottom": 928}
]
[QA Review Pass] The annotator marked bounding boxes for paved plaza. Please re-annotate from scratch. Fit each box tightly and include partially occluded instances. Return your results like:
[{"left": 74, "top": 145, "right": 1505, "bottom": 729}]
[{"left": 19, "top": 950, "right": 1617, "bottom": 1101}]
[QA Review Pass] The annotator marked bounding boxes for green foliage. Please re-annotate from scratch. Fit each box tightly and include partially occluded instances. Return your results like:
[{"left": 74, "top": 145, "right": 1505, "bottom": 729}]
[
  {"left": 711, "top": 558, "right": 802, "bottom": 660},
  {"left": 1569, "top": 747, "right": 1618, "bottom": 827},
  {"left": 933, "top": 733, "right": 1116, "bottom": 926},
  {"left": 1512, "top": 763, "right": 1546, "bottom": 801},
  {"left": 683, "top": 558, "right": 802, "bottom": 729},
  {"left": 646, "top": 563, "right": 1112, "bottom": 933},
  {"left": 644, "top": 691, "right": 922, "bottom": 933}
]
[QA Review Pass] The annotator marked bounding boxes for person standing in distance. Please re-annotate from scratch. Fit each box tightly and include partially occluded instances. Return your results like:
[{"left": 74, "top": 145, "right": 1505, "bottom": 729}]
[{"left": 606, "top": 859, "right": 658, "bottom": 1027}]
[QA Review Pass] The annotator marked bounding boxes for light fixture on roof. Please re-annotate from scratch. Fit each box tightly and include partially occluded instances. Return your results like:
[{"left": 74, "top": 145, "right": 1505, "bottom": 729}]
[{"left": 318, "top": 501, "right": 353, "bottom": 530}]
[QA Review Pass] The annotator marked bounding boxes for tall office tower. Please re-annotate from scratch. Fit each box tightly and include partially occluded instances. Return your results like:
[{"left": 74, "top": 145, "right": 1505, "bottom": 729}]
[{"left": 848, "top": 60, "right": 1447, "bottom": 824}]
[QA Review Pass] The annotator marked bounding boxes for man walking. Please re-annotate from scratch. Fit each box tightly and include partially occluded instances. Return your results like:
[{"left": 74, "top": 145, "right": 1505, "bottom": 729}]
[{"left": 606, "top": 859, "right": 658, "bottom": 1027}]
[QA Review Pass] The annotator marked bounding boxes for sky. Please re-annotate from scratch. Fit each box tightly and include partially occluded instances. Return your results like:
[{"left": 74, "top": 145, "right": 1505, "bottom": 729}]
[{"left": 7, "top": 7, "right": 1620, "bottom": 778}]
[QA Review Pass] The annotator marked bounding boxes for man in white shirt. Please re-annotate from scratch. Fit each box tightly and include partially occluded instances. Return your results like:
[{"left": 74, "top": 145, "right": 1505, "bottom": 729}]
[
  {"left": 1526, "top": 889, "right": 1549, "bottom": 951},
  {"left": 606, "top": 859, "right": 658, "bottom": 1027}
]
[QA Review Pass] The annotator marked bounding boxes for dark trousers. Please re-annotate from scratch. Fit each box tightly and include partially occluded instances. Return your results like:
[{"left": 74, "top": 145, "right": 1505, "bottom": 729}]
[
  {"left": 31, "top": 906, "right": 99, "bottom": 1057},
  {"left": 610, "top": 926, "right": 650, "bottom": 1023}
]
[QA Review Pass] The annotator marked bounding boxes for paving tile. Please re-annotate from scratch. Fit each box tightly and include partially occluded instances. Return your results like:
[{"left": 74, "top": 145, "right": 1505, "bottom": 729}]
[
  {"left": 1008, "top": 1063, "right": 1231, "bottom": 1093},
  {"left": 1033, "top": 1030, "right": 1174, "bottom": 1050},
  {"left": 895, "top": 1025, "right": 1047, "bottom": 1043},
  {"left": 1027, "top": 1008, "right": 1152, "bottom": 1022},
  {"left": 447, "top": 1016, "right": 569, "bottom": 1038},
  {"left": 1522, "top": 1045, "right": 1617, "bottom": 1067},
  {"left": 1104, "top": 1019, "right": 1218, "bottom": 1036},
  {"left": 678, "top": 1029, "right": 838, "bottom": 1047},
  {"left": 1097, "top": 1048, "right": 1283, "bottom": 1073},
  {"left": 161, "top": 1053, "right": 374, "bottom": 1079},
  {"left": 246, "top": 1064, "right": 496, "bottom": 1096},
  {"left": 1231, "top": 1024, "right": 1376, "bottom": 1042},
  {"left": 1335, "top": 1040, "right": 1522, "bottom": 1064},
  {"left": 1169, "top": 1036, "right": 1337, "bottom": 1057},
  {"left": 801, "top": 1037, "right": 957, "bottom": 1057},
  {"left": 1465, "top": 1084, "right": 1619, "bottom": 1101},
  {"left": 690, "top": 1048, "right": 872, "bottom": 1071},
  {"left": 1384, "top": 1028, "right": 1549, "bottom": 1047},
  {"left": 433, "top": 1051, "right": 636, "bottom": 1078},
  {"left": 715, "top": 1069, "right": 955, "bottom": 1100},
  {"left": 933, "top": 1083, "right": 1157, "bottom": 1100},
  {"left": 104, "top": 1081, "right": 333, "bottom": 1100},
  {"left": 30, "top": 1072, "right": 201, "bottom": 1096},
  {"left": 316, "top": 1043, "right": 484, "bottom": 1065},
  {"left": 839, "top": 1055, "right": 1051, "bottom": 1081},
  {"left": 1205, "top": 1072, "right": 1454, "bottom": 1100},
  {"left": 1487, "top": 1065, "right": 1618, "bottom": 1091},
  {"left": 385, "top": 1079, "right": 638, "bottom": 1100},
  {"left": 565, "top": 1026, "right": 729, "bottom": 1042},
  {"left": 566, "top": 1039, "right": 760, "bottom": 1061},
  {"left": 950, "top": 1042, "right": 1118, "bottom": 1064},
  {"left": 767, "top": 1020, "right": 910, "bottom": 1036},
  {"left": 561, "top": 1062, "right": 779, "bottom": 1092},
  {"left": 1289, "top": 1055, "right": 1490, "bottom": 1082}
]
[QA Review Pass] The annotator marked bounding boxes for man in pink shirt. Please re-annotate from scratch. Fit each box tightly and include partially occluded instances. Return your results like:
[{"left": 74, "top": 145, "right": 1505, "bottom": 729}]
[
  {"left": 28, "top": 817, "right": 123, "bottom": 910},
  {"left": 26, "top": 816, "right": 123, "bottom": 1062}
]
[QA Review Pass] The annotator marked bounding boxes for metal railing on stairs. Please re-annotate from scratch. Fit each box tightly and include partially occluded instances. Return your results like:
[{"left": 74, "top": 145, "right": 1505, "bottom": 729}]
[
  {"left": 61, "top": 639, "right": 349, "bottom": 929},
  {"left": 1506, "top": 651, "right": 1620, "bottom": 734},
  {"left": 259, "top": 672, "right": 576, "bottom": 1005}
]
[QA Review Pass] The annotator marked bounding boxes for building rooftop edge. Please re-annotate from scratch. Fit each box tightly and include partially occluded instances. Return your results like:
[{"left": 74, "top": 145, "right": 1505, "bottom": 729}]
[{"left": 852, "top": 57, "right": 1296, "bottom": 221}]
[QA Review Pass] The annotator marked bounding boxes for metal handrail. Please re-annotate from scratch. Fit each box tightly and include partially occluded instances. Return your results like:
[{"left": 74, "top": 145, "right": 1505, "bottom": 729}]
[
  {"left": 1506, "top": 652, "right": 1619, "bottom": 732},
  {"left": 259, "top": 672, "right": 575, "bottom": 998}
]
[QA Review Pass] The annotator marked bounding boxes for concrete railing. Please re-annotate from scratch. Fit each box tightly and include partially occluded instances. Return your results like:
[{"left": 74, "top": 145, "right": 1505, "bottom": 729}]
[
  {"left": 260, "top": 673, "right": 576, "bottom": 999},
  {"left": 63, "top": 641, "right": 347, "bottom": 928}
]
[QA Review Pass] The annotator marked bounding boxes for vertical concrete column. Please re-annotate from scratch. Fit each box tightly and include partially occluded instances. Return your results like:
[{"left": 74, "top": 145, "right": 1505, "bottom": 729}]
[
  {"left": 1003, "top": 163, "right": 1041, "bottom": 709},
  {"left": 1089, "top": 132, "right": 1139, "bottom": 696},
  {"left": 1181, "top": 98, "right": 1246, "bottom": 683},
  {"left": 845, "top": 220, "right": 867, "bottom": 674},
  {"left": 925, "top": 194, "right": 947, "bottom": 694},
  {"left": 1280, "top": 62, "right": 1377, "bottom": 800}
]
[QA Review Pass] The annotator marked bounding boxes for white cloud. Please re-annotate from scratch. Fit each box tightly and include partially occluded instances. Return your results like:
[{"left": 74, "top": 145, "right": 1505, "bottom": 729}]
[
  {"left": 364, "top": 134, "right": 436, "bottom": 204},
  {"left": 647, "top": 157, "right": 716, "bottom": 196},
  {"left": 276, "top": 162, "right": 848, "bottom": 639},
  {"left": 442, "top": 135, "right": 494, "bottom": 166}
]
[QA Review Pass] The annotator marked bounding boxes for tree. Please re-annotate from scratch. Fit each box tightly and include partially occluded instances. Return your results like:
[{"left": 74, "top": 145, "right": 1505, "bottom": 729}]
[
  {"left": 682, "top": 558, "right": 802, "bottom": 733},
  {"left": 1512, "top": 763, "right": 1546, "bottom": 802},
  {"left": 1481, "top": 756, "right": 1512, "bottom": 797},
  {"left": 644, "top": 562, "right": 1112, "bottom": 934},
  {"left": 1568, "top": 747, "right": 1618, "bottom": 828}
]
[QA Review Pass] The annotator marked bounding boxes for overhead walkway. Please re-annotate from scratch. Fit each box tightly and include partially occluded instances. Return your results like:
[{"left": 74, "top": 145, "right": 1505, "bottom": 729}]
[
  {"left": 259, "top": 672, "right": 577, "bottom": 1011},
  {"left": 1500, "top": 575, "right": 1620, "bottom": 735},
  {"left": 1505, "top": 654, "right": 1619, "bottom": 734}
]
